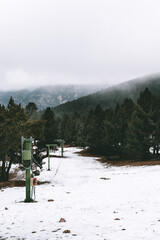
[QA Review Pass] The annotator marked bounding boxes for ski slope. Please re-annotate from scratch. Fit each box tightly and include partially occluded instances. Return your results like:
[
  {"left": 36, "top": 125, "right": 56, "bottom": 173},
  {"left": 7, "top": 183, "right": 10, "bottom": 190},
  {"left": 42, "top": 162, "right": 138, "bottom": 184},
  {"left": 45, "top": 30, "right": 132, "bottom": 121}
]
[{"left": 1, "top": 147, "right": 160, "bottom": 240}]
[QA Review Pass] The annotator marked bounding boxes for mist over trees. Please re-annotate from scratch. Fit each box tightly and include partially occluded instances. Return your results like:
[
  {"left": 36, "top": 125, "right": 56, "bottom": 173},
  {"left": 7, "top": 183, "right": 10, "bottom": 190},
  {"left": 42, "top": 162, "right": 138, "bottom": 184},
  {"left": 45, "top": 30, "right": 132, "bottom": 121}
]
[
  {"left": 1, "top": 87, "right": 160, "bottom": 181},
  {"left": 53, "top": 76, "right": 160, "bottom": 115},
  {"left": 55, "top": 87, "right": 160, "bottom": 159}
]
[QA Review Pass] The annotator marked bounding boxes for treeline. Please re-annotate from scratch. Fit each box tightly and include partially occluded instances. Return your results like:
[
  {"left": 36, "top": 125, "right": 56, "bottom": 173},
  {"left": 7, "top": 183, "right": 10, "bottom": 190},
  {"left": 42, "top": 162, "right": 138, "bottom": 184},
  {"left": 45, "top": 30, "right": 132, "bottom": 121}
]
[
  {"left": 0, "top": 87, "right": 160, "bottom": 181},
  {"left": 53, "top": 76, "right": 160, "bottom": 115},
  {"left": 0, "top": 98, "right": 46, "bottom": 181},
  {"left": 58, "top": 87, "right": 160, "bottom": 160}
]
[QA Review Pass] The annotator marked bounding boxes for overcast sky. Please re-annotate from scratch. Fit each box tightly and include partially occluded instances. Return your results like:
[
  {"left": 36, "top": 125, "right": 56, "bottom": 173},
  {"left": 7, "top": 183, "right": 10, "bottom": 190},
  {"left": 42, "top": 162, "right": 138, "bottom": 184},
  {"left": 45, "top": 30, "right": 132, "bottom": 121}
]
[{"left": 0, "top": 0, "right": 160, "bottom": 91}]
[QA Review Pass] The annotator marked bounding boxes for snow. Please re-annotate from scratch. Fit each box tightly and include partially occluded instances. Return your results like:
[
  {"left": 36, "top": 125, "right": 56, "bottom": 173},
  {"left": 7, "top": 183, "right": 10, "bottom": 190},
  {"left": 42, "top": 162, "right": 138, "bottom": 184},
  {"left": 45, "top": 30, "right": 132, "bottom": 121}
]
[
  {"left": 9, "top": 164, "right": 25, "bottom": 181},
  {"left": 57, "top": 95, "right": 63, "bottom": 103},
  {"left": 1, "top": 147, "right": 160, "bottom": 239}
]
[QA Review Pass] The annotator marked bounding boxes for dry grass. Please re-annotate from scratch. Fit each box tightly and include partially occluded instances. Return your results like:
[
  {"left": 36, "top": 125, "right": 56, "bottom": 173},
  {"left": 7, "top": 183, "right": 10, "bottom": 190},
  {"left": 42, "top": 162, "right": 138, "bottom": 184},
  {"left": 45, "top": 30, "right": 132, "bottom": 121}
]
[
  {"left": 0, "top": 180, "right": 50, "bottom": 190},
  {"left": 78, "top": 149, "right": 160, "bottom": 167}
]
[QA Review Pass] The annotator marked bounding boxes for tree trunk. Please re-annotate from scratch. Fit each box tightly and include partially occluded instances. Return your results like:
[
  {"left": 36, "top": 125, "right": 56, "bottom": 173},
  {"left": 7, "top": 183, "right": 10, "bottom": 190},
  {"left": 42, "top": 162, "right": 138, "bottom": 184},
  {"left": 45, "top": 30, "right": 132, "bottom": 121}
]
[
  {"left": 0, "top": 152, "right": 14, "bottom": 182},
  {"left": 1, "top": 157, "right": 7, "bottom": 181}
]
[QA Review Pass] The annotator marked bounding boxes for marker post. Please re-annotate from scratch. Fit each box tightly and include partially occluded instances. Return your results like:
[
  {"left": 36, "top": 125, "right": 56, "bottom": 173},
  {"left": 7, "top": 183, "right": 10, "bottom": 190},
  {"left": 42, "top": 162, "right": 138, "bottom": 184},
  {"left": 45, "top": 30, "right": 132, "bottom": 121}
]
[
  {"left": 60, "top": 140, "right": 65, "bottom": 157},
  {"left": 22, "top": 137, "right": 33, "bottom": 202},
  {"left": 46, "top": 144, "right": 57, "bottom": 170},
  {"left": 46, "top": 144, "right": 51, "bottom": 171}
]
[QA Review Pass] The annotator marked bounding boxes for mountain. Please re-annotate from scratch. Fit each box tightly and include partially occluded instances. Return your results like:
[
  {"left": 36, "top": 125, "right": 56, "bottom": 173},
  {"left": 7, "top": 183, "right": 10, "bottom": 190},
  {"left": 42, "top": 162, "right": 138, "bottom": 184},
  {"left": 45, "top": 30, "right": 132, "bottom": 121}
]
[
  {"left": 53, "top": 74, "right": 160, "bottom": 115},
  {"left": 0, "top": 84, "right": 106, "bottom": 110}
]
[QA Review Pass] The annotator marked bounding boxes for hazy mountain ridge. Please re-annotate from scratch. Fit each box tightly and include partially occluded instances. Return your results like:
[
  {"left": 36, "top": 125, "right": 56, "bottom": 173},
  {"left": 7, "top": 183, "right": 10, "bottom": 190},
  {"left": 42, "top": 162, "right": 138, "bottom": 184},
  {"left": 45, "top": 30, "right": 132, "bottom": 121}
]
[
  {"left": 53, "top": 75, "right": 160, "bottom": 114},
  {"left": 0, "top": 85, "right": 105, "bottom": 110}
]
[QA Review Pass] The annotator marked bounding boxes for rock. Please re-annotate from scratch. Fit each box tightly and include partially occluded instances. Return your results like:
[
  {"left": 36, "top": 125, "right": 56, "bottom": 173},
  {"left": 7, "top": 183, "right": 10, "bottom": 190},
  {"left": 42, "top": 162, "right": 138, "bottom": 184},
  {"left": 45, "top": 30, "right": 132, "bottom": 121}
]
[
  {"left": 122, "top": 229, "right": 126, "bottom": 231},
  {"left": 63, "top": 230, "right": 70, "bottom": 234},
  {"left": 59, "top": 218, "right": 66, "bottom": 223},
  {"left": 33, "top": 170, "right": 40, "bottom": 176},
  {"left": 5, "top": 207, "right": 8, "bottom": 210},
  {"left": 114, "top": 218, "right": 120, "bottom": 220},
  {"left": 52, "top": 228, "right": 61, "bottom": 232},
  {"left": 100, "top": 177, "right": 110, "bottom": 180},
  {"left": 48, "top": 199, "right": 54, "bottom": 202},
  {"left": 32, "top": 231, "right": 36, "bottom": 233},
  {"left": 72, "top": 234, "right": 77, "bottom": 236}
]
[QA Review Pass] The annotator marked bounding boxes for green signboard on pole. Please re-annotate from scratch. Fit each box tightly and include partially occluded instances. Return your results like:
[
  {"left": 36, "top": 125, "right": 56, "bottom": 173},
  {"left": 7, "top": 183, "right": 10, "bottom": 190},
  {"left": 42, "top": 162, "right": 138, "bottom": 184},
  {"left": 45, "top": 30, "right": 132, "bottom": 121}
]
[{"left": 22, "top": 136, "right": 33, "bottom": 202}]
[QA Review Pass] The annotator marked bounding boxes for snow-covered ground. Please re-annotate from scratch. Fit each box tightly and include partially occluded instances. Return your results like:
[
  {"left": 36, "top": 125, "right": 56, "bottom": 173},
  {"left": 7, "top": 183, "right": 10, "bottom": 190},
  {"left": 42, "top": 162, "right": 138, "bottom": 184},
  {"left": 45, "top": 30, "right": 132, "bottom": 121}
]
[{"left": 1, "top": 147, "right": 160, "bottom": 240}]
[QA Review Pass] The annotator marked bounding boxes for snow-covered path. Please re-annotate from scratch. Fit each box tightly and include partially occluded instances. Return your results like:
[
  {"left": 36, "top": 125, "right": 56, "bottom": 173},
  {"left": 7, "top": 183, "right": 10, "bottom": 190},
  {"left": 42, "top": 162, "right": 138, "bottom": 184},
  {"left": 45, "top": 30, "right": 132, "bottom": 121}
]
[{"left": 1, "top": 147, "right": 160, "bottom": 240}]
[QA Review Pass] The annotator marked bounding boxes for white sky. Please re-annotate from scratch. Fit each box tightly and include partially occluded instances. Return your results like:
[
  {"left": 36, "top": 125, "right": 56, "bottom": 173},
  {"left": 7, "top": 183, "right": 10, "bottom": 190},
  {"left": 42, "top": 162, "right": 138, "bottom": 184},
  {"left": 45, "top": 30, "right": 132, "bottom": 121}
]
[{"left": 0, "top": 0, "right": 160, "bottom": 90}]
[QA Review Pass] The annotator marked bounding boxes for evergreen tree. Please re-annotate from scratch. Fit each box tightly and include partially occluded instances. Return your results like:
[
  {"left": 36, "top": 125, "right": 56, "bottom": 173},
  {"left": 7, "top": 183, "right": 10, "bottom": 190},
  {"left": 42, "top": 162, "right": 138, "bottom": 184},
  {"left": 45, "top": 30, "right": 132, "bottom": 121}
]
[
  {"left": 42, "top": 107, "right": 57, "bottom": 144},
  {"left": 76, "top": 115, "right": 86, "bottom": 147},
  {"left": 117, "top": 98, "right": 135, "bottom": 152},
  {"left": 85, "top": 105, "right": 105, "bottom": 153},
  {"left": 58, "top": 114, "right": 69, "bottom": 140},
  {"left": 125, "top": 105, "right": 153, "bottom": 159},
  {"left": 25, "top": 119, "right": 45, "bottom": 142},
  {"left": 137, "top": 87, "right": 153, "bottom": 114},
  {"left": 0, "top": 98, "right": 27, "bottom": 181},
  {"left": 61, "top": 112, "right": 81, "bottom": 145},
  {"left": 25, "top": 102, "right": 38, "bottom": 119},
  {"left": 103, "top": 120, "right": 116, "bottom": 156}
]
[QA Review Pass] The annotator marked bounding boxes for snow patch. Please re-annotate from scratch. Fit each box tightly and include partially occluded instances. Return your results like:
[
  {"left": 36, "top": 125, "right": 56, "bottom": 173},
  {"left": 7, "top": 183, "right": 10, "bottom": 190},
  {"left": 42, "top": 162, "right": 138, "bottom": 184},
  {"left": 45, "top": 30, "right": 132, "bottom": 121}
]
[{"left": 0, "top": 147, "right": 160, "bottom": 239}]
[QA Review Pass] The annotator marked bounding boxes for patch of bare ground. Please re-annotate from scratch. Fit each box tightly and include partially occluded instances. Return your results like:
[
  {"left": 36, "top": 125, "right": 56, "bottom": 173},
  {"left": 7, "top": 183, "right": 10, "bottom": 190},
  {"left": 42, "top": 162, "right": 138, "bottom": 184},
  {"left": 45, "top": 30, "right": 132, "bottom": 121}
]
[
  {"left": 78, "top": 149, "right": 160, "bottom": 167},
  {"left": 49, "top": 155, "right": 67, "bottom": 158},
  {"left": 77, "top": 149, "right": 102, "bottom": 158},
  {"left": 0, "top": 180, "right": 50, "bottom": 190},
  {"left": 64, "top": 144, "right": 74, "bottom": 148}
]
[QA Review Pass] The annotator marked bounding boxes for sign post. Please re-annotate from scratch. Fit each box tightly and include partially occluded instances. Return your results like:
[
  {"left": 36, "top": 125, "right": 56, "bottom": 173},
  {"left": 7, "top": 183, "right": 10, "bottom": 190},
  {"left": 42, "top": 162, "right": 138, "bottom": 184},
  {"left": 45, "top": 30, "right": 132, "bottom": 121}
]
[
  {"left": 46, "top": 144, "right": 51, "bottom": 171},
  {"left": 60, "top": 140, "right": 65, "bottom": 157},
  {"left": 22, "top": 137, "right": 33, "bottom": 202},
  {"left": 57, "top": 139, "right": 65, "bottom": 157},
  {"left": 46, "top": 144, "right": 57, "bottom": 171}
]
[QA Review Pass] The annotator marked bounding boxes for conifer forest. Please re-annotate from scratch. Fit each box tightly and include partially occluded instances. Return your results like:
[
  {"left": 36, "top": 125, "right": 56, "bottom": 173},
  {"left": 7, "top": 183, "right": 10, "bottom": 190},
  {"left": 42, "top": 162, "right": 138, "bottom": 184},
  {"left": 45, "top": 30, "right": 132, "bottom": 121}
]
[{"left": 0, "top": 87, "right": 159, "bottom": 181}]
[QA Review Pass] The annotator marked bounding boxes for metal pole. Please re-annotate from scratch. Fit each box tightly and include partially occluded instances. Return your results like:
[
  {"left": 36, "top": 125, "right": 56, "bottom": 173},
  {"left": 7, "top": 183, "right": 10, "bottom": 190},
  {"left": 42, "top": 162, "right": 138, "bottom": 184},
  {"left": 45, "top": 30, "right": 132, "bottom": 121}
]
[
  {"left": 61, "top": 142, "right": 63, "bottom": 157},
  {"left": 60, "top": 140, "right": 65, "bottom": 157},
  {"left": 47, "top": 146, "right": 50, "bottom": 171},
  {"left": 25, "top": 167, "right": 31, "bottom": 202},
  {"left": 23, "top": 137, "right": 33, "bottom": 202}
]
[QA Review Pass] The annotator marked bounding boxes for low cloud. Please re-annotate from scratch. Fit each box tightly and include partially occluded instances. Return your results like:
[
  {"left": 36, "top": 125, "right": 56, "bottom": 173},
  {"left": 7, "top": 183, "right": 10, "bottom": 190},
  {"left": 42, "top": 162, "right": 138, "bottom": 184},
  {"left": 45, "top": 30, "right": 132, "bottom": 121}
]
[{"left": 0, "top": 0, "right": 160, "bottom": 90}]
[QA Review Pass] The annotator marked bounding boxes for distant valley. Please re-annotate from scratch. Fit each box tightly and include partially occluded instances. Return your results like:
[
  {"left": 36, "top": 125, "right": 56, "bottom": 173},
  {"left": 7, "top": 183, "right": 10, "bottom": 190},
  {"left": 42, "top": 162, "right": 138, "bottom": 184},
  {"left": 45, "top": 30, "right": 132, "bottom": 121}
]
[
  {"left": 1, "top": 75, "right": 160, "bottom": 114},
  {"left": 0, "top": 84, "right": 106, "bottom": 110}
]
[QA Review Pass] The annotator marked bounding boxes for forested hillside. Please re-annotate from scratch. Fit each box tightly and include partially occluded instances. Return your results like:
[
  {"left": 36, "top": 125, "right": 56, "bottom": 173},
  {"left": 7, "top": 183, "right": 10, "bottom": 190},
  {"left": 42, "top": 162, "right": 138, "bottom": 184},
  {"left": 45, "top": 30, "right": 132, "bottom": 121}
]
[
  {"left": 1, "top": 86, "right": 160, "bottom": 182},
  {"left": 54, "top": 75, "right": 160, "bottom": 115},
  {"left": 57, "top": 87, "right": 160, "bottom": 159}
]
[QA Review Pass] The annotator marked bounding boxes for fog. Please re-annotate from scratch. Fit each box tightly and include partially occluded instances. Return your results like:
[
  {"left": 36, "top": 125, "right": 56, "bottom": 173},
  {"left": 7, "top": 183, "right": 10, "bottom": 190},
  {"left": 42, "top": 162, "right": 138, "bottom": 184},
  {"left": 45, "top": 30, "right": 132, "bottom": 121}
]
[{"left": 0, "top": 0, "right": 160, "bottom": 90}]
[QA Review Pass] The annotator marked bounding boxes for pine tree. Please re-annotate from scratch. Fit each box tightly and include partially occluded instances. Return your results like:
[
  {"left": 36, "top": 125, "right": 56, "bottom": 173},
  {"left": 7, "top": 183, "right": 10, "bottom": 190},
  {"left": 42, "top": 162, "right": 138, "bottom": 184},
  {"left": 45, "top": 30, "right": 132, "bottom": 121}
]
[
  {"left": 0, "top": 98, "right": 27, "bottom": 181},
  {"left": 85, "top": 105, "right": 105, "bottom": 153},
  {"left": 42, "top": 107, "right": 57, "bottom": 144},
  {"left": 137, "top": 87, "right": 153, "bottom": 114},
  {"left": 25, "top": 119, "right": 45, "bottom": 142},
  {"left": 58, "top": 114, "right": 69, "bottom": 140},
  {"left": 125, "top": 105, "right": 153, "bottom": 159},
  {"left": 117, "top": 98, "right": 135, "bottom": 150},
  {"left": 103, "top": 120, "right": 116, "bottom": 156},
  {"left": 25, "top": 102, "right": 38, "bottom": 119}
]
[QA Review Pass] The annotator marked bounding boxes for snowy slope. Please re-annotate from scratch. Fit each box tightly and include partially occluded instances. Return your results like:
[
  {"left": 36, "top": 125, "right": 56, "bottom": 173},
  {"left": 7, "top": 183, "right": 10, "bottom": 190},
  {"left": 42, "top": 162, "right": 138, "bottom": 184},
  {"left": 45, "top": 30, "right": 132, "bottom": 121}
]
[{"left": 1, "top": 147, "right": 160, "bottom": 240}]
